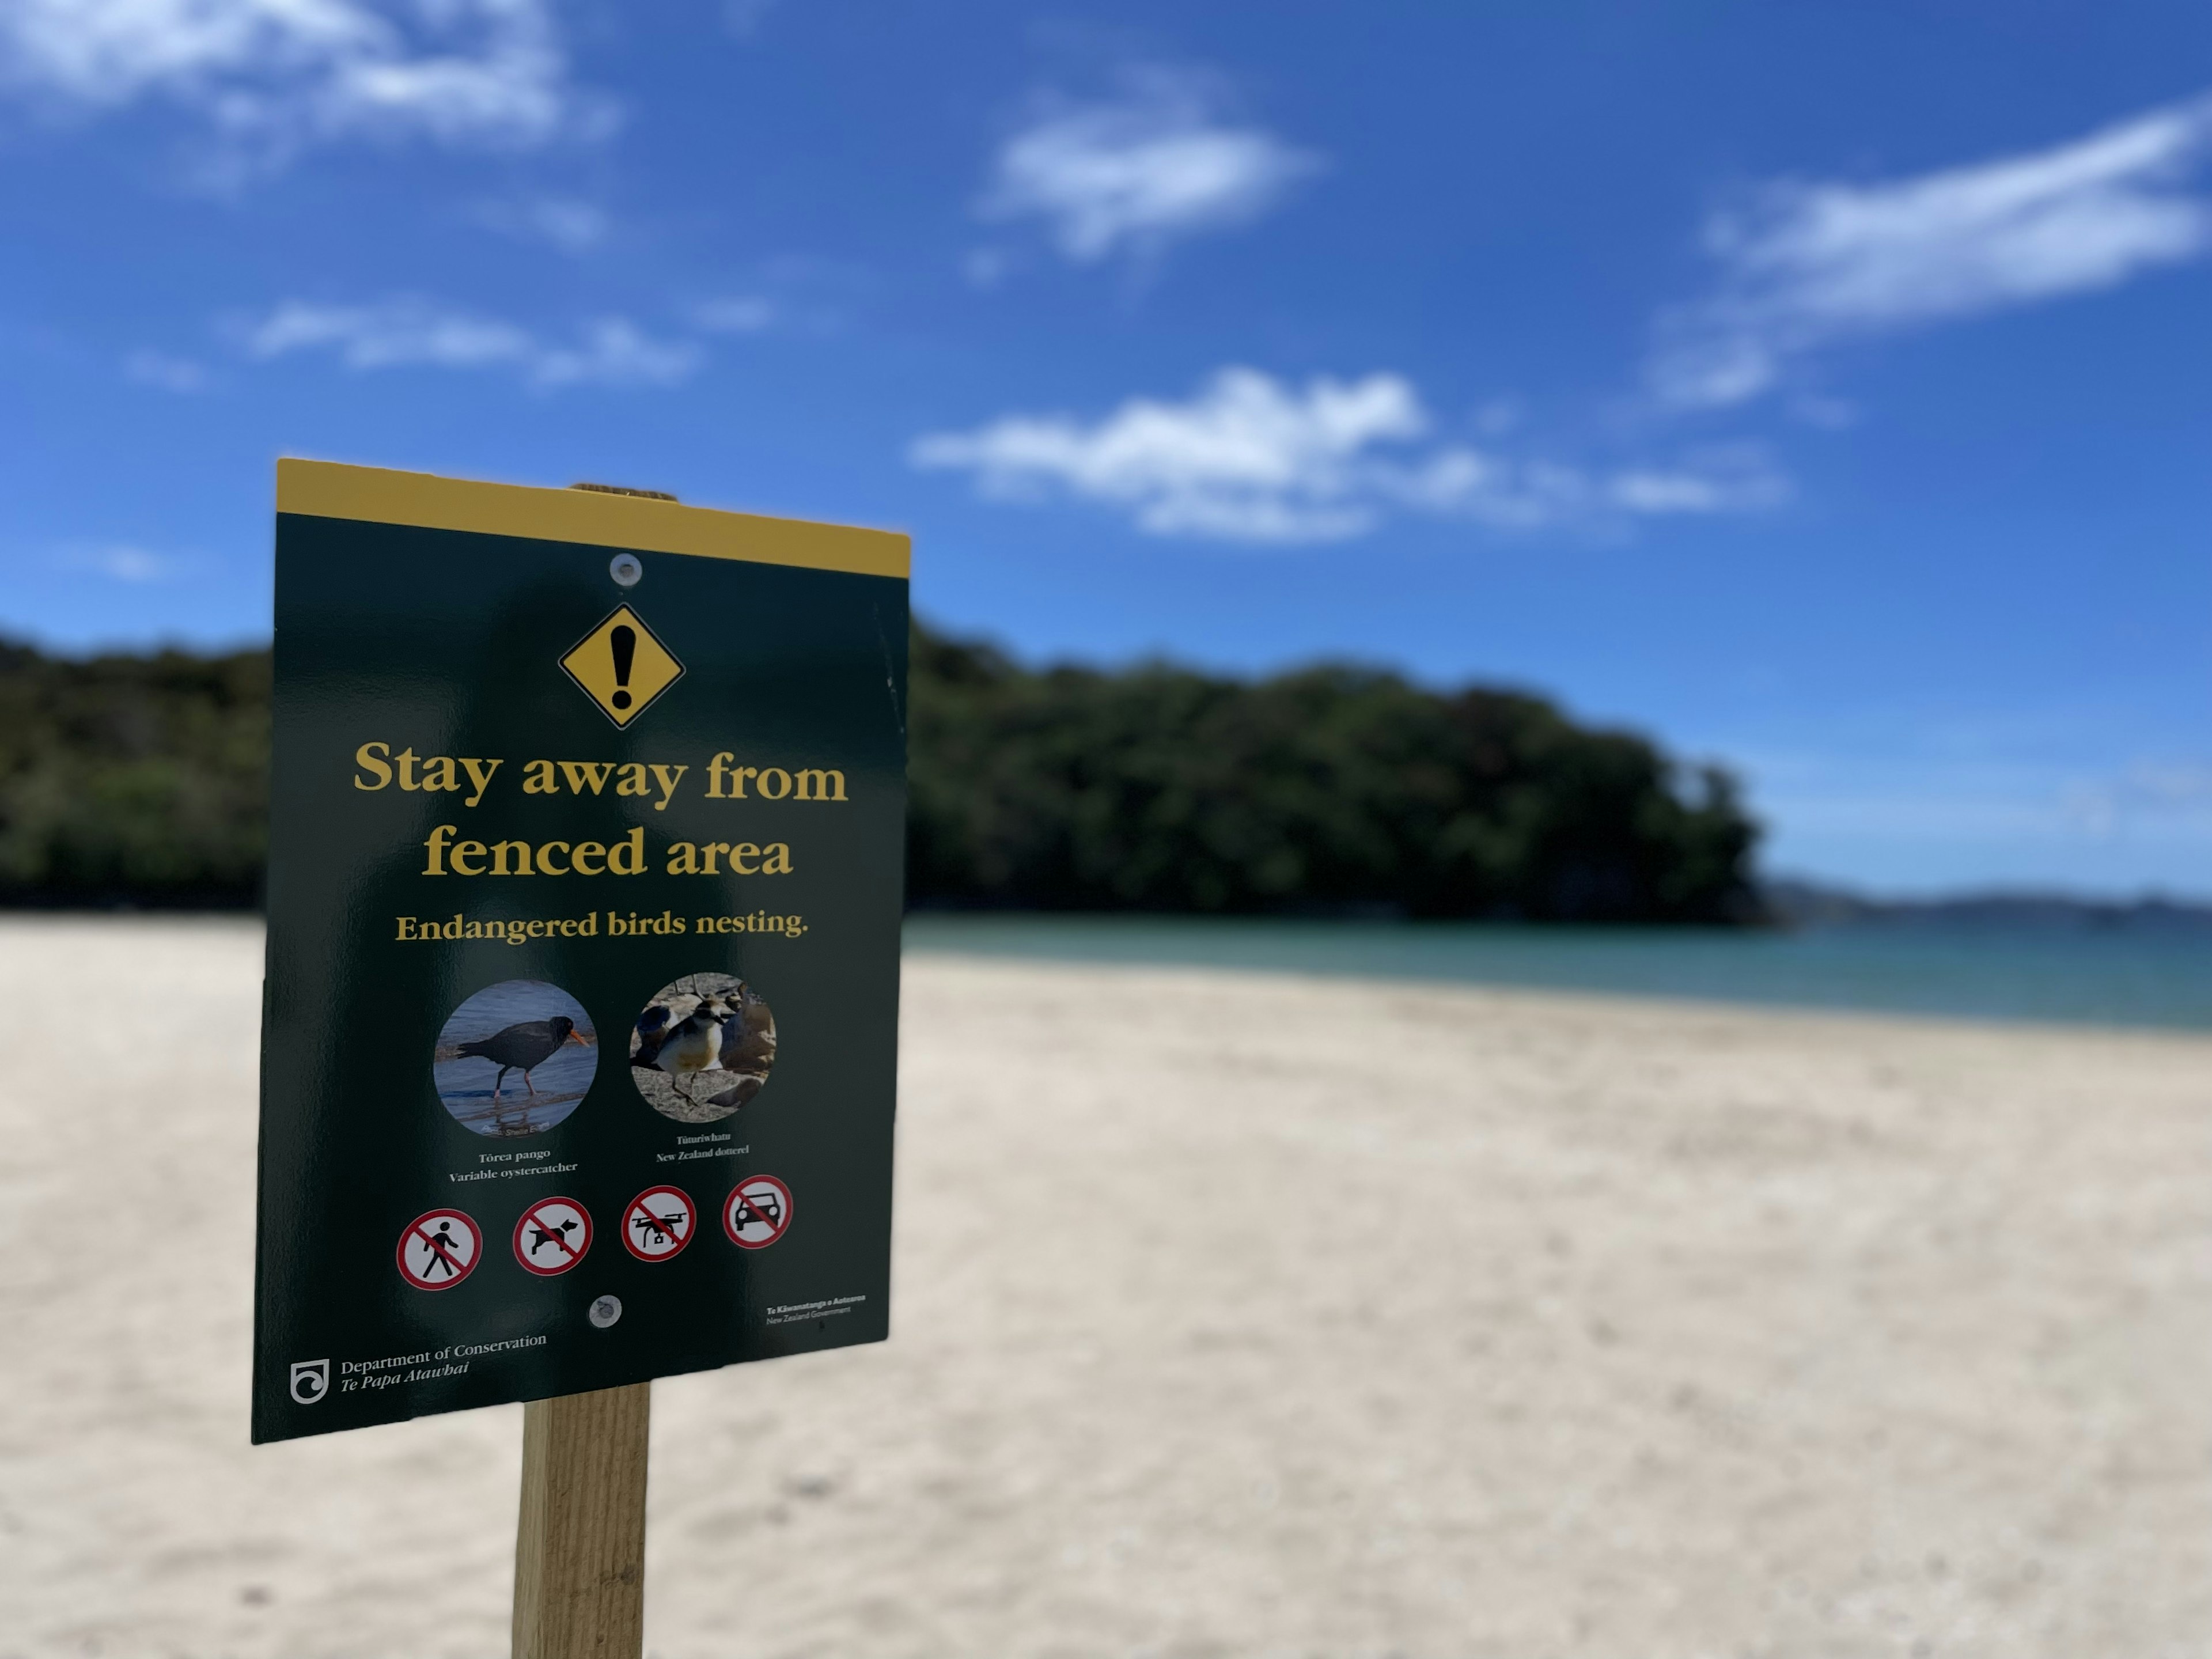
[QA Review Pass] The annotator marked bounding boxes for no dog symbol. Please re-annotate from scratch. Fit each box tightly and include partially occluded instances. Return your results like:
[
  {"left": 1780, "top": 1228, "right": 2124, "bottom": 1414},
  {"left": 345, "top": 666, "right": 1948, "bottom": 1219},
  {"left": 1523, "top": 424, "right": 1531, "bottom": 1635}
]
[
  {"left": 397, "top": 1208, "right": 482, "bottom": 1290},
  {"left": 723, "top": 1175, "right": 793, "bottom": 1249},
  {"left": 623, "top": 1185, "right": 695, "bottom": 1262},
  {"left": 513, "top": 1197, "right": 593, "bottom": 1276}
]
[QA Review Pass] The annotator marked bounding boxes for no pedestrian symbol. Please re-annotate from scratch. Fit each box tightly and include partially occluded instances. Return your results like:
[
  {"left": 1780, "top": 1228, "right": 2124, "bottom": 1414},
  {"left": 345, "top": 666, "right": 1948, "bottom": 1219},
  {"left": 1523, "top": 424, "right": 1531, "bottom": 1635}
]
[
  {"left": 623, "top": 1185, "right": 695, "bottom": 1262},
  {"left": 397, "top": 1208, "right": 482, "bottom": 1291},
  {"left": 559, "top": 604, "right": 683, "bottom": 728},
  {"left": 513, "top": 1197, "right": 593, "bottom": 1276},
  {"left": 723, "top": 1176, "right": 793, "bottom": 1249}
]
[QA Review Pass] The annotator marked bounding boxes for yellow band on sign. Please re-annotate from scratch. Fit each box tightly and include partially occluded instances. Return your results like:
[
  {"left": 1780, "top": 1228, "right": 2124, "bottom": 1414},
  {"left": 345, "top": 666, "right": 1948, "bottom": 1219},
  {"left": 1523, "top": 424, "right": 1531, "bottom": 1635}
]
[{"left": 276, "top": 458, "right": 910, "bottom": 581}]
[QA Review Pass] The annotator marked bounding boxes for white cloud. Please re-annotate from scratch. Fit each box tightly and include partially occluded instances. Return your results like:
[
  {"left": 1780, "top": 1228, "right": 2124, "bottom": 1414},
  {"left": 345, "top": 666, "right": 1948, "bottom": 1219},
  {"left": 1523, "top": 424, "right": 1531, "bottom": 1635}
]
[
  {"left": 529, "top": 318, "right": 699, "bottom": 388},
  {"left": 123, "top": 347, "right": 209, "bottom": 391},
  {"left": 911, "top": 368, "right": 1783, "bottom": 544},
  {"left": 0, "top": 0, "right": 601, "bottom": 158},
  {"left": 245, "top": 297, "right": 530, "bottom": 366},
  {"left": 59, "top": 544, "right": 186, "bottom": 582},
  {"left": 474, "top": 193, "right": 608, "bottom": 251},
  {"left": 980, "top": 69, "right": 1319, "bottom": 265},
  {"left": 1654, "top": 93, "right": 2212, "bottom": 407},
  {"left": 239, "top": 298, "right": 699, "bottom": 388}
]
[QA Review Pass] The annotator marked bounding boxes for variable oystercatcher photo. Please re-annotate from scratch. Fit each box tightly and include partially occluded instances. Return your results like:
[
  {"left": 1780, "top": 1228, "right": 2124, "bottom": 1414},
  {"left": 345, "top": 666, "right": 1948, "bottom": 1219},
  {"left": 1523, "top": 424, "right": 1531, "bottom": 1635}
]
[
  {"left": 629, "top": 971, "right": 777, "bottom": 1123},
  {"left": 431, "top": 980, "right": 599, "bottom": 1137}
]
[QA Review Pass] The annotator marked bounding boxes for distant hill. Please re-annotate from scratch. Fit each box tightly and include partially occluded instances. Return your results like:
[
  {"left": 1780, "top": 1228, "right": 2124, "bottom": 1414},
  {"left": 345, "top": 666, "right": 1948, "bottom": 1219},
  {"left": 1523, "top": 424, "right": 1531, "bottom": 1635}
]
[
  {"left": 1760, "top": 877, "right": 2212, "bottom": 931},
  {"left": 0, "top": 625, "right": 1764, "bottom": 921}
]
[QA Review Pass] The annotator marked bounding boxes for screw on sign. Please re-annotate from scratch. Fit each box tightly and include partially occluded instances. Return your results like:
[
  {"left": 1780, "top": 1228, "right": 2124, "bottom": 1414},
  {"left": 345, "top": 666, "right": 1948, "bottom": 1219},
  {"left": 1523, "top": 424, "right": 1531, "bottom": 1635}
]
[
  {"left": 512, "top": 1197, "right": 593, "bottom": 1277},
  {"left": 623, "top": 1185, "right": 695, "bottom": 1262},
  {"left": 397, "top": 1208, "right": 482, "bottom": 1290},
  {"left": 722, "top": 1175, "right": 794, "bottom": 1249}
]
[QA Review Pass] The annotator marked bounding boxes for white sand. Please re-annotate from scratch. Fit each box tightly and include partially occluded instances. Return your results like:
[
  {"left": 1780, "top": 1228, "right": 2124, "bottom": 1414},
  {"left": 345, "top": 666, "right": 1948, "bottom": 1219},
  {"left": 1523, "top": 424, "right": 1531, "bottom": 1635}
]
[{"left": 2, "top": 917, "right": 2209, "bottom": 1658}]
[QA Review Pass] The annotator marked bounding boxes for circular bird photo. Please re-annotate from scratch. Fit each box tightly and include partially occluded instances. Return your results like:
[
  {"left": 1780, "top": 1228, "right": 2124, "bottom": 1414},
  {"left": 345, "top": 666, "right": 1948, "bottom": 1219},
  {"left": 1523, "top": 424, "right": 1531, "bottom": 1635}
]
[
  {"left": 628, "top": 972, "right": 777, "bottom": 1124},
  {"left": 431, "top": 980, "right": 598, "bottom": 1137}
]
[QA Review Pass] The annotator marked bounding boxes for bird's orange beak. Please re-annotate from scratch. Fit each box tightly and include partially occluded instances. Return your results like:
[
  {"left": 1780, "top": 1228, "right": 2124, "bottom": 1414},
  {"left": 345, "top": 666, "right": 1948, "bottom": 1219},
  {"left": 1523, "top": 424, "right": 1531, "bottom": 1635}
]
[{"left": 567, "top": 1028, "right": 590, "bottom": 1047}]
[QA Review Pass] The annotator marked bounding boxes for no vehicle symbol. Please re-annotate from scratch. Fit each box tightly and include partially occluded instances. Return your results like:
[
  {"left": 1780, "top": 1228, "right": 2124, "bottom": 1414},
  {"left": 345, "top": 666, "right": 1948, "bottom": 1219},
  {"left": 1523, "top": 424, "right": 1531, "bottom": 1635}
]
[
  {"left": 513, "top": 1196, "right": 593, "bottom": 1276},
  {"left": 723, "top": 1175, "right": 793, "bottom": 1249},
  {"left": 623, "top": 1185, "right": 695, "bottom": 1262},
  {"left": 397, "top": 1208, "right": 482, "bottom": 1290}
]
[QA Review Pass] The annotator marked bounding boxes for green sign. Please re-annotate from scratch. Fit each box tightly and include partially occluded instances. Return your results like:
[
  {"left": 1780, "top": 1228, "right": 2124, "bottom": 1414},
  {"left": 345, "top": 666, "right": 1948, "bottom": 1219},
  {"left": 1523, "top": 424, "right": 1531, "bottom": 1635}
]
[{"left": 252, "top": 461, "right": 910, "bottom": 1444}]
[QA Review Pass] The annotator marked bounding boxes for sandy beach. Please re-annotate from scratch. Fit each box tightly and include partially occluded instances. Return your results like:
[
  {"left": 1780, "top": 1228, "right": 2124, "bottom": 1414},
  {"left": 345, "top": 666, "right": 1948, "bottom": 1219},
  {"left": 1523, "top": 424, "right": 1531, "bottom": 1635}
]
[{"left": 2, "top": 916, "right": 2208, "bottom": 1659}]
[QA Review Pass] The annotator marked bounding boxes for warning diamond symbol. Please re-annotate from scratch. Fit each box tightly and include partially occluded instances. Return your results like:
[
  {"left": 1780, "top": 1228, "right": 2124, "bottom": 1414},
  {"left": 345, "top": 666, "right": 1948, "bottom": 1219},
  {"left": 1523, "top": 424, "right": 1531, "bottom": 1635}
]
[{"left": 560, "top": 605, "right": 683, "bottom": 728}]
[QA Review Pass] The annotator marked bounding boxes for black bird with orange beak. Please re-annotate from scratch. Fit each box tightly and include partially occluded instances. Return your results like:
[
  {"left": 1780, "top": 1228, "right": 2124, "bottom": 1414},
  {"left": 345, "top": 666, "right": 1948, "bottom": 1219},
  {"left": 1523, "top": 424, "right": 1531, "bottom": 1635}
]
[{"left": 459, "top": 1016, "right": 589, "bottom": 1100}]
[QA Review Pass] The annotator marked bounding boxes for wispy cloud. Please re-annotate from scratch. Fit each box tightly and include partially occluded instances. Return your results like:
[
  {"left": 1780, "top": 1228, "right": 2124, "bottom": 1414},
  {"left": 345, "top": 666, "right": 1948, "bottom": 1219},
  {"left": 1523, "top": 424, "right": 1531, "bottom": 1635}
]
[
  {"left": 979, "top": 69, "right": 1319, "bottom": 267},
  {"left": 1653, "top": 93, "right": 2212, "bottom": 407},
  {"left": 0, "top": 0, "right": 605, "bottom": 162},
  {"left": 691, "top": 296, "right": 778, "bottom": 334},
  {"left": 58, "top": 544, "right": 189, "bottom": 583},
  {"left": 688, "top": 256, "right": 869, "bottom": 335},
  {"left": 1747, "top": 747, "right": 2212, "bottom": 868},
  {"left": 722, "top": 0, "right": 777, "bottom": 37},
  {"left": 912, "top": 368, "right": 1783, "bottom": 544},
  {"left": 473, "top": 193, "right": 609, "bottom": 252},
  {"left": 238, "top": 299, "right": 699, "bottom": 388},
  {"left": 123, "top": 348, "right": 209, "bottom": 392}
]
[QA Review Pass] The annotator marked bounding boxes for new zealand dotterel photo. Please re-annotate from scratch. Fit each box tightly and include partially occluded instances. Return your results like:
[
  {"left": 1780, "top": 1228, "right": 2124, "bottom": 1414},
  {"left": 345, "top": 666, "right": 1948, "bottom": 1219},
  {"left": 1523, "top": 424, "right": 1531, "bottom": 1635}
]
[{"left": 628, "top": 972, "right": 778, "bottom": 1125}]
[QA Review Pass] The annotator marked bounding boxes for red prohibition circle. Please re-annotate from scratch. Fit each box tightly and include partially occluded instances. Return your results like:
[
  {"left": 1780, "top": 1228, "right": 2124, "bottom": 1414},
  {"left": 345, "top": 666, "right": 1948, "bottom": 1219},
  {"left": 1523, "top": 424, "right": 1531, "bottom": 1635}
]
[
  {"left": 622, "top": 1185, "right": 697, "bottom": 1263},
  {"left": 397, "top": 1207, "right": 482, "bottom": 1291},
  {"left": 722, "top": 1175, "right": 794, "bottom": 1250},
  {"left": 511, "top": 1196, "right": 593, "bottom": 1277}
]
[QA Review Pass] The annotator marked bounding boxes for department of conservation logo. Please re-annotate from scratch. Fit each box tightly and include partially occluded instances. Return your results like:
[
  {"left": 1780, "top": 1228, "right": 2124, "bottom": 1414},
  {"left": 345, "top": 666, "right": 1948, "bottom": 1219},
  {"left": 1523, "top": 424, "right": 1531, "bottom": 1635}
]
[
  {"left": 560, "top": 604, "right": 683, "bottom": 728},
  {"left": 289, "top": 1358, "right": 330, "bottom": 1404}
]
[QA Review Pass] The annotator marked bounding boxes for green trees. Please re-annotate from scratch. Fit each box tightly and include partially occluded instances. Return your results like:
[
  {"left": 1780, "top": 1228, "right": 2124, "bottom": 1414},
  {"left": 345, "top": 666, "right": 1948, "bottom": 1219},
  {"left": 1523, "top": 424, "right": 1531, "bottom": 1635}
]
[
  {"left": 0, "top": 626, "right": 1761, "bottom": 920},
  {"left": 0, "top": 642, "right": 270, "bottom": 906},
  {"left": 907, "top": 623, "right": 1759, "bottom": 922}
]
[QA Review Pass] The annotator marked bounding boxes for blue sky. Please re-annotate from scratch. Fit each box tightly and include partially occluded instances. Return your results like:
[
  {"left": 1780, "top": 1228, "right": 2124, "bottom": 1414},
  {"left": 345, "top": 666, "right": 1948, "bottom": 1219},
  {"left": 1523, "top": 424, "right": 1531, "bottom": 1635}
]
[{"left": 3, "top": 1, "right": 2209, "bottom": 896}]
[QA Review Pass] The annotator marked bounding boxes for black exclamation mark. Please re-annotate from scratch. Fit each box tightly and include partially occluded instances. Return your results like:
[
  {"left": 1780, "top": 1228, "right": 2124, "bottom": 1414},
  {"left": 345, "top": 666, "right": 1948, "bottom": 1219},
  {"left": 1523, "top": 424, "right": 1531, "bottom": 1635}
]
[{"left": 609, "top": 625, "right": 637, "bottom": 710}]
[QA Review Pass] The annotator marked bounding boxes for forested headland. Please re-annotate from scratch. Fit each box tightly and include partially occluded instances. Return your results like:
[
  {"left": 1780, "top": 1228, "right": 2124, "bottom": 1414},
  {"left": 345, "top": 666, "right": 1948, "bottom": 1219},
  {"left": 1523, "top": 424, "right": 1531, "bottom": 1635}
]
[
  {"left": 0, "top": 640, "right": 269, "bottom": 908},
  {"left": 0, "top": 625, "right": 1761, "bottom": 921}
]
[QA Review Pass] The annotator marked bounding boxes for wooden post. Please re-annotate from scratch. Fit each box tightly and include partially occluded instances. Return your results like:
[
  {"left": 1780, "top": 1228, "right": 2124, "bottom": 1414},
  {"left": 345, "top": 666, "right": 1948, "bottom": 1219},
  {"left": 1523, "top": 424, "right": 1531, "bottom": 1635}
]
[
  {"left": 513, "top": 1382, "right": 652, "bottom": 1659},
  {"left": 512, "top": 485, "right": 664, "bottom": 1659}
]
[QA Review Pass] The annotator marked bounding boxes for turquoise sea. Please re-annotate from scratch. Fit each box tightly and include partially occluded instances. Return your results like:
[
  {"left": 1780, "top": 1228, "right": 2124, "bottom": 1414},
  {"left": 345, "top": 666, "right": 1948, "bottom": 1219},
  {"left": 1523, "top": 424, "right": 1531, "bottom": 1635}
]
[{"left": 903, "top": 913, "right": 2212, "bottom": 1032}]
